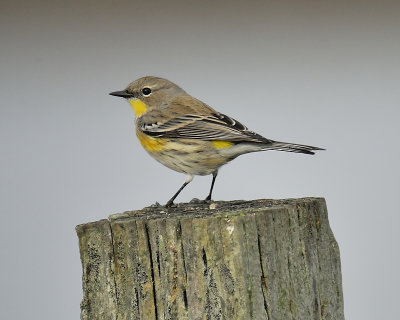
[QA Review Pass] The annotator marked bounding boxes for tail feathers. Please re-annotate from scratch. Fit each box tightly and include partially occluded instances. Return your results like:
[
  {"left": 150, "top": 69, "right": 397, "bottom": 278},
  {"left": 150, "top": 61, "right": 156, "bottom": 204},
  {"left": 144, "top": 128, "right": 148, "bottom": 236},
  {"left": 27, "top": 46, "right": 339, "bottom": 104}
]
[{"left": 263, "top": 141, "right": 325, "bottom": 155}]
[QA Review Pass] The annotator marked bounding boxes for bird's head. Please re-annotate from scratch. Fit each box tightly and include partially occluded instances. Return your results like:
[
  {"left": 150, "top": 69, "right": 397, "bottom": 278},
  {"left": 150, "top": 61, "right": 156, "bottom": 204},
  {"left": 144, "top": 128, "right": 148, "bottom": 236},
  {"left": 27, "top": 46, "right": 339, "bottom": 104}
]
[{"left": 110, "top": 76, "right": 187, "bottom": 117}]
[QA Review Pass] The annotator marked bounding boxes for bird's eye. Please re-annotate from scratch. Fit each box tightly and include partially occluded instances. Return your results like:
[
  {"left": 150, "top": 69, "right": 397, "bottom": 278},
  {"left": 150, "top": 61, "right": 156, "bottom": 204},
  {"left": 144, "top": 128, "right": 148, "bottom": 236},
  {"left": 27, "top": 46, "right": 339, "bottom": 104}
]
[{"left": 142, "top": 87, "right": 152, "bottom": 96}]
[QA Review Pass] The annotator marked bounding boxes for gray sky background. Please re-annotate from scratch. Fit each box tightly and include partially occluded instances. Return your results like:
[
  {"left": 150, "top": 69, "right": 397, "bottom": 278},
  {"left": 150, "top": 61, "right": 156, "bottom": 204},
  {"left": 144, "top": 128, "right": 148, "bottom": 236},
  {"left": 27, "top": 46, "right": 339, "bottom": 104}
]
[{"left": 1, "top": 0, "right": 399, "bottom": 319}]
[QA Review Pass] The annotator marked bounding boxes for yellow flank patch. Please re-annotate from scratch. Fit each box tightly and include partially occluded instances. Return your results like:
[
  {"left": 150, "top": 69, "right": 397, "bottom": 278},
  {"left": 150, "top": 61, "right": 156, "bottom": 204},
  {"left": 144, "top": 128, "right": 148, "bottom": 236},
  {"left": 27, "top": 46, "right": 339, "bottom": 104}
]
[
  {"left": 137, "top": 130, "right": 168, "bottom": 152},
  {"left": 129, "top": 99, "right": 147, "bottom": 116},
  {"left": 211, "top": 140, "right": 233, "bottom": 149}
]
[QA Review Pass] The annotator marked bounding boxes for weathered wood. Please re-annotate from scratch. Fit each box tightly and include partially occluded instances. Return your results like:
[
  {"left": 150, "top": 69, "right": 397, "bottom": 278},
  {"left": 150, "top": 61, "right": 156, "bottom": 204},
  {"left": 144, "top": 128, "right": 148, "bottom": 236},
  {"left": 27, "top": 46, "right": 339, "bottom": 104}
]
[{"left": 76, "top": 198, "right": 344, "bottom": 320}]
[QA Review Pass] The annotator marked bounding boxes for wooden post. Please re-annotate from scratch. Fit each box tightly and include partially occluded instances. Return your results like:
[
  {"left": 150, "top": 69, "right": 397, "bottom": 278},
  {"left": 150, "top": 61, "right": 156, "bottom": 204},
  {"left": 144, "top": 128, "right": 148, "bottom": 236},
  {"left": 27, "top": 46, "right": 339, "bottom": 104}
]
[{"left": 76, "top": 198, "right": 344, "bottom": 320}]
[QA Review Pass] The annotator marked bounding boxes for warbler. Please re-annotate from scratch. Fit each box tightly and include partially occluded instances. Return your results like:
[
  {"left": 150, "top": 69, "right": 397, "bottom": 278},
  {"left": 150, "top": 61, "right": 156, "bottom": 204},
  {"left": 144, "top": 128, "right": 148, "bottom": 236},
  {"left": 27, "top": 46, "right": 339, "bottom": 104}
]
[{"left": 110, "top": 76, "right": 323, "bottom": 207}]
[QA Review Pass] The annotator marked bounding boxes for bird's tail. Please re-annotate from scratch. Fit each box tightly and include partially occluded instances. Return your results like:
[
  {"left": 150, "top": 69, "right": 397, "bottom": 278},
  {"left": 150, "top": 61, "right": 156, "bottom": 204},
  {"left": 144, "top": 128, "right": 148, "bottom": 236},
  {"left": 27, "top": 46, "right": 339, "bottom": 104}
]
[{"left": 262, "top": 141, "right": 325, "bottom": 155}]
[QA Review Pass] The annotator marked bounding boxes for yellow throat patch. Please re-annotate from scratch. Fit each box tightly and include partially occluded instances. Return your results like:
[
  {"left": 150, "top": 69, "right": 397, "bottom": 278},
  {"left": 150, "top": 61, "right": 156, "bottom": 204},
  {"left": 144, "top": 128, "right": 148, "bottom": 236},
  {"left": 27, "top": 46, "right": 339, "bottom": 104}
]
[{"left": 129, "top": 99, "right": 147, "bottom": 116}]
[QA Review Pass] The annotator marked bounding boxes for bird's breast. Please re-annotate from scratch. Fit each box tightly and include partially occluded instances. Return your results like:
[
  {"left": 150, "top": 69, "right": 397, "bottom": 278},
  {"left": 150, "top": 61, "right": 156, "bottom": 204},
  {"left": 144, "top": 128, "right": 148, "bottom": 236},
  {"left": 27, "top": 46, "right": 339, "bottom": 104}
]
[{"left": 136, "top": 130, "right": 168, "bottom": 152}]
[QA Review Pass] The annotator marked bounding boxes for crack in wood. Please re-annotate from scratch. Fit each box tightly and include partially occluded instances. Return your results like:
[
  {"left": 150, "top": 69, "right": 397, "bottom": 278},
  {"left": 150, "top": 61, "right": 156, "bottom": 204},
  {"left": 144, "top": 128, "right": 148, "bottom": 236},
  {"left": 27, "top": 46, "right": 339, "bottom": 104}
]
[{"left": 144, "top": 222, "right": 159, "bottom": 320}]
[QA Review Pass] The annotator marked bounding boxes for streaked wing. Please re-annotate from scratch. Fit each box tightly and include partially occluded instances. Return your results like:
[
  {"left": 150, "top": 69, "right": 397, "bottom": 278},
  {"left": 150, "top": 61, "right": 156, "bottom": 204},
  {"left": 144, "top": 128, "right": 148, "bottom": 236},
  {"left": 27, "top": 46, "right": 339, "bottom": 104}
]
[{"left": 141, "top": 113, "right": 273, "bottom": 144}]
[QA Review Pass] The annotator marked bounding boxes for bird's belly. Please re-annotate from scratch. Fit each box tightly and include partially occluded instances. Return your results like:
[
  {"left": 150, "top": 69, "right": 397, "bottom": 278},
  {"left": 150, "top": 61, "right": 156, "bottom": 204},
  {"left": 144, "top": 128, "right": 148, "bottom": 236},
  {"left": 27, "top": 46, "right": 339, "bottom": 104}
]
[{"left": 139, "top": 136, "right": 231, "bottom": 175}]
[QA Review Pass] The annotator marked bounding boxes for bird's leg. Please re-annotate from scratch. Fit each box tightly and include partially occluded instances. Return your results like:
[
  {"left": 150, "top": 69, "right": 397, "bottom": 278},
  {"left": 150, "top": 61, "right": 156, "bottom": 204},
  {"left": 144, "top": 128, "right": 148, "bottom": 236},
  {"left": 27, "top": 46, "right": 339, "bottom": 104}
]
[
  {"left": 165, "top": 175, "right": 194, "bottom": 207},
  {"left": 204, "top": 171, "right": 218, "bottom": 201}
]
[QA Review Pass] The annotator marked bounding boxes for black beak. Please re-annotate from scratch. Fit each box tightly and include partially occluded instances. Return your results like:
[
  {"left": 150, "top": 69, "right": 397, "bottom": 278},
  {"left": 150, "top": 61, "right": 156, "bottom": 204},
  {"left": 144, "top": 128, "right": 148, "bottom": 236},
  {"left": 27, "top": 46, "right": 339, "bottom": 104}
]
[{"left": 109, "top": 90, "right": 134, "bottom": 98}]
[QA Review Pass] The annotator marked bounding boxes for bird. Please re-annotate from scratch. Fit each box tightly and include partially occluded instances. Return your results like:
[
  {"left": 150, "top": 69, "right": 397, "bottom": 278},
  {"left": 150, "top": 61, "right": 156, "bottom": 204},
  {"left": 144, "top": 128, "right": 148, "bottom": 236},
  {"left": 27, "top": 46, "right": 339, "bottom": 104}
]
[{"left": 110, "top": 76, "right": 324, "bottom": 207}]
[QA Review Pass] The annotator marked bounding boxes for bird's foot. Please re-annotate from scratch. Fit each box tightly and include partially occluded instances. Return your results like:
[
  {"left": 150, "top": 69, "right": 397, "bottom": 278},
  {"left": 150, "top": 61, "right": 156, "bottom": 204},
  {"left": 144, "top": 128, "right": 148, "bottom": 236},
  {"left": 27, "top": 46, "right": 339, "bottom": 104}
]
[
  {"left": 150, "top": 201, "right": 162, "bottom": 208},
  {"left": 165, "top": 197, "right": 214, "bottom": 207},
  {"left": 189, "top": 198, "right": 203, "bottom": 204},
  {"left": 188, "top": 197, "right": 213, "bottom": 204},
  {"left": 165, "top": 199, "right": 177, "bottom": 207}
]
